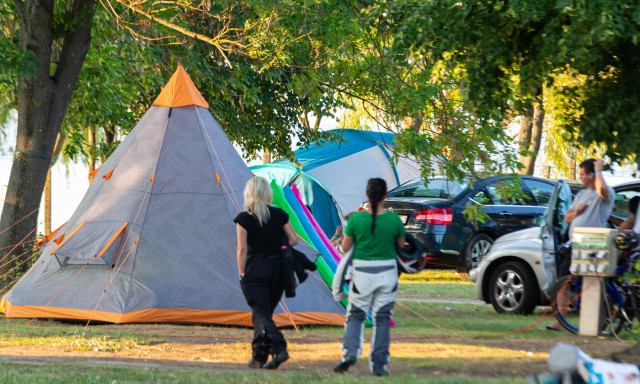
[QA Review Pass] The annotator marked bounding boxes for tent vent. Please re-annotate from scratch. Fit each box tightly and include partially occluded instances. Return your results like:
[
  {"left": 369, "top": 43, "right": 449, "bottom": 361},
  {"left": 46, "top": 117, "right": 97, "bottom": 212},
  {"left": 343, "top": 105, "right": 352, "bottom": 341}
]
[
  {"left": 97, "top": 222, "right": 128, "bottom": 259},
  {"left": 50, "top": 222, "right": 85, "bottom": 254}
]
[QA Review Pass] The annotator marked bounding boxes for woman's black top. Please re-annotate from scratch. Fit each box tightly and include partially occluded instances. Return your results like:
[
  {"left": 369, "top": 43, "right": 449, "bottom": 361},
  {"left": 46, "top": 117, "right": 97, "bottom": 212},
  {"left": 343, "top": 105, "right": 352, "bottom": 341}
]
[{"left": 233, "top": 206, "right": 289, "bottom": 256}]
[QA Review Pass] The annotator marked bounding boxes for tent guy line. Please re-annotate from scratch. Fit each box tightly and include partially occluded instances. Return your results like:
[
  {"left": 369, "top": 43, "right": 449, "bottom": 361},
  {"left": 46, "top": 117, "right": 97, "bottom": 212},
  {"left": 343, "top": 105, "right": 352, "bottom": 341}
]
[{"left": 1, "top": 66, "right": 345, "bottom": 327}]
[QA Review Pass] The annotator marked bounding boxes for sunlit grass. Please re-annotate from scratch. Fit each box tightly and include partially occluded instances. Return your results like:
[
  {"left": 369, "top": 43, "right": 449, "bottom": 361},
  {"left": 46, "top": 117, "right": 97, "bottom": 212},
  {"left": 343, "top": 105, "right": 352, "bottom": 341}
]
[
  {"left": 399, "top": 269, "right": 463, "bottom": 283},
  {"left": 0, "top": 335, "right": 143, "bottom": 351}
]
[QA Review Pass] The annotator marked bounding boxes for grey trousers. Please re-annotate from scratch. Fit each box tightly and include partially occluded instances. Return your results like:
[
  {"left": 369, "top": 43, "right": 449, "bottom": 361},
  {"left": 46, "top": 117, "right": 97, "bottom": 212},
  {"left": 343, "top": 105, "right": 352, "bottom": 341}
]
[{"left": 341, "top": 258, "right": 398, "bottom": 372}]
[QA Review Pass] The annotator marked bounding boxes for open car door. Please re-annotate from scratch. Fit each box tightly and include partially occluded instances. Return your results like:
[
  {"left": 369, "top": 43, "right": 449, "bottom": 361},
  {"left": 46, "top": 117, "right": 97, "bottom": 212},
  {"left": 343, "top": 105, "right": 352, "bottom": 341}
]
[{"left": 541, "top": 179, "right": 572, "bottom": 298}]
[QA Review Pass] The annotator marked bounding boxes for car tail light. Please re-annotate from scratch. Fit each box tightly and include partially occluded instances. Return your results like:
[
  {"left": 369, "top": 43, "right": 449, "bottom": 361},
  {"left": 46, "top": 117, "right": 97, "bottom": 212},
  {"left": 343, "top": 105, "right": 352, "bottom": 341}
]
[{"left": 415, "top": 208, "right": 453, "bottom": 225}]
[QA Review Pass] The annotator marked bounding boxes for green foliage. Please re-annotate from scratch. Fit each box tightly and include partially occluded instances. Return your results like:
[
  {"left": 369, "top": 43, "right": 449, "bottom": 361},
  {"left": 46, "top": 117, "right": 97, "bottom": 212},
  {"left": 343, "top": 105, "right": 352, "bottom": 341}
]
[
  {"left": 462, "top": 200, "right": 491, "bottom": 228},
  {"left": 389, "top": 0, "right": 640, "bottom": 168},
  {"left": 325, "top": 1, "right": 524, "bottom": 185},
  {"left": 3, "top": 0, "right": 361, "bottom": 167},
  {"left": 0, "top": 1, "right": 36, "bottom": 142}
]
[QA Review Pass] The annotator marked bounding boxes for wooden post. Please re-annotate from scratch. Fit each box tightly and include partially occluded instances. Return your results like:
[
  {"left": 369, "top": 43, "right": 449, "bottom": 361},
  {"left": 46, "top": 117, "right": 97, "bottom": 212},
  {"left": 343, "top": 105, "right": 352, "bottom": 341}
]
[
  {"left": 579, "top": 276, "right": 604, "bottom": 336},
  {"left": 44, "top": 168, "right": 51, "bottom": 235}
]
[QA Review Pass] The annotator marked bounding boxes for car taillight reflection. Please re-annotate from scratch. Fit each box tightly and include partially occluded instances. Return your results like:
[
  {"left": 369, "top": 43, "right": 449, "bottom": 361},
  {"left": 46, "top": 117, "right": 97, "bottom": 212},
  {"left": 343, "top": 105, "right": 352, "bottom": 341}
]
[{"left": 415, "top": 208, "right": 453, "bottom": 225}]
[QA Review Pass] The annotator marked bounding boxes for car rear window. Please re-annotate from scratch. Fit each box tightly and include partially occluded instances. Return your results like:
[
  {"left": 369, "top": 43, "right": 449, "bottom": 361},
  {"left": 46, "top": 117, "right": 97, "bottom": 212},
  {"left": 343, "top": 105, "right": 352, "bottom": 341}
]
[{"left": 388, "top": 179, "right": 467, "bottom": 199}]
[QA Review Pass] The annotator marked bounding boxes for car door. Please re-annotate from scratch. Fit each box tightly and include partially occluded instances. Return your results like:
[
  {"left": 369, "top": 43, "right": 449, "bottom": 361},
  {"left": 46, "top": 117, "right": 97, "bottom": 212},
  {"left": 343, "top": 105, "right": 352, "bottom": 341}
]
[
  {"left": 541, "top": 180, "right": 572, "bottom": 298},
  {"left": 484, "top": 180, "right": 543, "bottom": 234}
]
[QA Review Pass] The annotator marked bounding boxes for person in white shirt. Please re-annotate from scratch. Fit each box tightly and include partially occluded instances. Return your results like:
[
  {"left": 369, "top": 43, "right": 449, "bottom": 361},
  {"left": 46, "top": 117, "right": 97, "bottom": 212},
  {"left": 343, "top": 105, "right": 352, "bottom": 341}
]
[{"left": 545, "top": 158, "right": 615, "bottom": 331}]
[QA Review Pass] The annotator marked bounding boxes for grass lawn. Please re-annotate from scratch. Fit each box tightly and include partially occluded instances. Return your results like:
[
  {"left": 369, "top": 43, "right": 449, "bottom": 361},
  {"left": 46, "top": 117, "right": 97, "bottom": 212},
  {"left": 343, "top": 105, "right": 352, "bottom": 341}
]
[
  {"left": 0, "top": 271, "right": 634, "bottom": 383},
  {"left": 399, "top": 269, "right": 477, "bottom": 299},
  {"left": 0, "top": 362, "right": 524, "bottom": 384}
]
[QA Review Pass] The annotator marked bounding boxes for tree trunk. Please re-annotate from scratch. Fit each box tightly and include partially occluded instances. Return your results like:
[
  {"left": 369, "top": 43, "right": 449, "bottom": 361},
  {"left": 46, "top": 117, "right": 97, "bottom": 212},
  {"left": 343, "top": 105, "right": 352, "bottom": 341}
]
[
  {"left": 523, "top": 103, "right": 544, "bottom": 175},
  {"left": 104, "top": 126, "right": 115, "bottom": 145},
  {"left": 263, "top": 149, "right": 271, "bottom": 164},
  {"left": 518, "top": 91, "right": 545, "bottom": 175},
  {"left": 0, "top": 0, "right": 97, "bottom": 281},
  {"left": 313, "top": 115, "right": 322, "bottom": 132},
  {"left": 569, "top": 158, "right": 577, "bottom": 180},
  {"left": 87, "top": 126, "right": 96, "bottom": 181},
  {"left": 518, "top": 114, "right": 533, "bottom": 174},
  {"left": 101, "top": 125, "right": 116, "bottom": 163},
  {"left": 404, "top": 116, "right": 423, "bottom": 133}
]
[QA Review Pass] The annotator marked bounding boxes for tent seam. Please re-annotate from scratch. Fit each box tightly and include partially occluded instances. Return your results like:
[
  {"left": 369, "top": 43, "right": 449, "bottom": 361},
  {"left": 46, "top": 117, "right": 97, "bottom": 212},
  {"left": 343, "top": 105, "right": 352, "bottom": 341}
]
[
  {"left": 194, "top": 107, "right": 242, "bottom": 215},
  {"left": 375, "top": 142, "right": 401, "bottom": 185},
  {"left": 119, "top": 106, "right": 172, "bottom": 313}
]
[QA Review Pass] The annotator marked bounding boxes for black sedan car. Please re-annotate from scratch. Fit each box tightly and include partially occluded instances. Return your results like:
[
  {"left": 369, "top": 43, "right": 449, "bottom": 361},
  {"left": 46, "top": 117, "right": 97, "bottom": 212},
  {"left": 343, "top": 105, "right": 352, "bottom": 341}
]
[{"left": 366, "top": 176, "right": 574, "bottom": 280}]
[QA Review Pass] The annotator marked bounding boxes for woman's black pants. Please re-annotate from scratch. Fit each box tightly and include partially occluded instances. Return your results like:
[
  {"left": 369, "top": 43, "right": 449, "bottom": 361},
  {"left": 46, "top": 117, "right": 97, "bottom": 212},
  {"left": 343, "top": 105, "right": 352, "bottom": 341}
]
[{"left": 240, "top": 253, "right": 287, "bottom": 363}]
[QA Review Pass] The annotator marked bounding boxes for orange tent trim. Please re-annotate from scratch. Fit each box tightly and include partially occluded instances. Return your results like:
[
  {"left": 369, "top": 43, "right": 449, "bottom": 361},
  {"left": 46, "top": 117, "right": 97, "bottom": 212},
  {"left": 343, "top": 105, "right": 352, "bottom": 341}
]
[
  {"left": 90, "top": 167, "right": 101, "bottom": 179},
  {"left": 1, "top": 300, "right": 344, "bottom": 327},
  {"left": 50, "top": 222, "right": 85, "bottom": 254},
  {"left": 96, "top": 222, "right": 128, "bottom": 258},
  {"left": 54, "top": 234, "right": 65, "bottom": 245},
  {"left": 104, "top": 170, "right": 114, "bottom": 181},
  {"left": 36, "top": 222, "right": 66, "bottom": 247},
  {"left": 152, "top": 66, "right": 209, "bottom": 109}
]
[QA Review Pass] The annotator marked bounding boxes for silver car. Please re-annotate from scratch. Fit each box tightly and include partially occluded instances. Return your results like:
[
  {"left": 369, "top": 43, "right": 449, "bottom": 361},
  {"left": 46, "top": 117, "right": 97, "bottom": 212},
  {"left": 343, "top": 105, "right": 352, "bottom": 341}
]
[{"left": 470, "top": 180, "right": 640, "bottom": 314}]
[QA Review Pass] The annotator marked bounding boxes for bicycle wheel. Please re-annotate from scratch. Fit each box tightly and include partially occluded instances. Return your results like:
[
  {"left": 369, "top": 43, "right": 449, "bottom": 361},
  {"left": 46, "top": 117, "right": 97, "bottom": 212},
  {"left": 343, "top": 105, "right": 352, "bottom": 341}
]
[
  {"left": 602, "top": 284, "right": 632, "bottom": 336},
  {"left": 610, "top": 284, "right": 640, "bottom": 336},
  {"left": 553, "top": 275, "right": 614, "bottom": 335},
  {"left": 552, "top": 275, "right": 580, "bottom": 334}
]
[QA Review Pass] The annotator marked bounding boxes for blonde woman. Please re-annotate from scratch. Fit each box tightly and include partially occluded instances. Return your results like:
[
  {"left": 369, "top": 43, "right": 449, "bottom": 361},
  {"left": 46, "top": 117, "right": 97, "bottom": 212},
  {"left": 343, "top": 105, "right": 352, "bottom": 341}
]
[{"left": 234, "top": 176, "right": 298, "bottom": 369}]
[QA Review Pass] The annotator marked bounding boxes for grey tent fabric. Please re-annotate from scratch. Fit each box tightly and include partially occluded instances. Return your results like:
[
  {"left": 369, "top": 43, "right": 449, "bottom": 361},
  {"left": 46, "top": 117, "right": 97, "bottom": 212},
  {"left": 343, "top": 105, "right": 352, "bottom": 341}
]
[{"left": 2, "top": 69, "right": 345, "bottom": 327}]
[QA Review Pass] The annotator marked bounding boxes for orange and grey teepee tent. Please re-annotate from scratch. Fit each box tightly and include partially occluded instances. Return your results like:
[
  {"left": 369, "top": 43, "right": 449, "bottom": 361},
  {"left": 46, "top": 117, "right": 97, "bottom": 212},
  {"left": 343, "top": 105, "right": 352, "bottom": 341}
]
[{"left": 1, "top": 66, "right": 345, "bottom": 327}]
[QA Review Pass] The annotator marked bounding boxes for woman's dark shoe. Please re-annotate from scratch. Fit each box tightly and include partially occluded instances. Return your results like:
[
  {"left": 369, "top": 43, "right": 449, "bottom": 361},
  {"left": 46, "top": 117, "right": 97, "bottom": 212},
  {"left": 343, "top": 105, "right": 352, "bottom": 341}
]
[
  {"left": 247, "top": 359, "right": 266, "bottom": 368},
  {"left": 334, "top": 356, "right": 357, "bottom": 373},
  {"left": 372, "top": 364, "right": 388, "bottom": 376},
  {"left": 265, "top": 350, "right": 289, "bottom": 369}
]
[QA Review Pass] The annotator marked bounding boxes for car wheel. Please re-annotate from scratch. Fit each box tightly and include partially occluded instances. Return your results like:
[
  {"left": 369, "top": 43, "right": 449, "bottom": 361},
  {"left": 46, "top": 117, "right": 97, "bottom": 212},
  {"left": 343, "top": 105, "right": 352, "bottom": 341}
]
[
  {"left": 488, "top": 261, "right": 539, "bottom": 315},
  {"left": 456, "top": 233, "right": 493, "bottom": 281}
]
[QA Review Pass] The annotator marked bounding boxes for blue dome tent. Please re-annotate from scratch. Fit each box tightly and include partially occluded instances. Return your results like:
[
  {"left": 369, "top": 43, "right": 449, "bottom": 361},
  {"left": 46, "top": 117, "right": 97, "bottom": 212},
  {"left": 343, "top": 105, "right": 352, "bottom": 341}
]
[{"left": 251, "top": 129, "right": 421, "bottom": 236}]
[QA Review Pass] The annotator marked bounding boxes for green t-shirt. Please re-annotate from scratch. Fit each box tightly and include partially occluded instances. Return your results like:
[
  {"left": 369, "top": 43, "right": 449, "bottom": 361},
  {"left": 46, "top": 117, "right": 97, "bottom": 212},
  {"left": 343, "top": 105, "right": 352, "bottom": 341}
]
[{"left": 345, "top": 211, "right": 406, "bottom": 260}]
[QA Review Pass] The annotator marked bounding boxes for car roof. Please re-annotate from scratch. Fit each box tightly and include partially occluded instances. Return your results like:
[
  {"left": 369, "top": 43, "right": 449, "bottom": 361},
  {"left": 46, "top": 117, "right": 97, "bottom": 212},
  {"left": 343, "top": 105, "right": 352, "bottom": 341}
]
[
  {"left": 405, "top": 175, "right": 553, "bottom": 184},
  {"left": 613, "top": 180, "right": 640, "bottom": 190}
]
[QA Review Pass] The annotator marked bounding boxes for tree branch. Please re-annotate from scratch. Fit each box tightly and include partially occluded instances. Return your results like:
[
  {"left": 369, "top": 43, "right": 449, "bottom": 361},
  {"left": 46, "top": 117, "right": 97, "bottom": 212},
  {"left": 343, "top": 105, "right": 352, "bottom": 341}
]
[{"left": 112, "top": 0, "right": 236, "bottom": 68}]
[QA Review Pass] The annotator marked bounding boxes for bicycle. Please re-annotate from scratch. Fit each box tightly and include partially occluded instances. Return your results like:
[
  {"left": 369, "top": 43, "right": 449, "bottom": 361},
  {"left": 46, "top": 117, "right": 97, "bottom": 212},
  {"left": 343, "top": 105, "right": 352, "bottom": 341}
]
[{"left": 552, "top": 249, "right": 640, "bottom": 336}]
